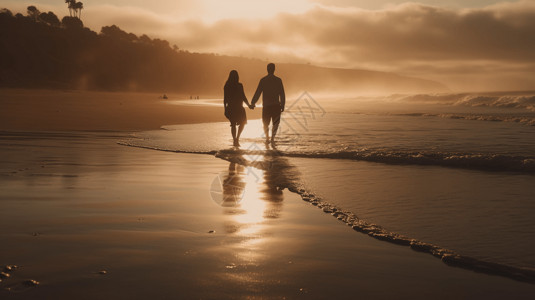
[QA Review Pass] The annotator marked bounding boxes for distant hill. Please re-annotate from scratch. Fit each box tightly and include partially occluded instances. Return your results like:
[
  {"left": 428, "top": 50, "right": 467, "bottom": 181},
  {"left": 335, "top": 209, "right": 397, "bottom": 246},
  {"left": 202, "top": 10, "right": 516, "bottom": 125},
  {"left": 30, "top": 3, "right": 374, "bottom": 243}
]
[{"left": 0, "top": 7, "right": 448, "bottom": 96}]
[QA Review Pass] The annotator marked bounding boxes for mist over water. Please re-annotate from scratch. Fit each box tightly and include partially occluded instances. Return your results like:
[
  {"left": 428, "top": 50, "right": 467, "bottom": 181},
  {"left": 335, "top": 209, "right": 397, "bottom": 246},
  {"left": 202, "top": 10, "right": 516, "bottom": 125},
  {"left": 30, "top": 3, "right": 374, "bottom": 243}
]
[{"left": 121, "top": 91, "right": 535, "bottom": 270}]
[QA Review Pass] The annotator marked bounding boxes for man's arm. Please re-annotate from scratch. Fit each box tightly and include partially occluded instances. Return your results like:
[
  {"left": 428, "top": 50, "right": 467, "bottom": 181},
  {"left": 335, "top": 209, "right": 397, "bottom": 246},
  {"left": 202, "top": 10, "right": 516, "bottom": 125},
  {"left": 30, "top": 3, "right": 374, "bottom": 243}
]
[
  {"left": 239, "top": 84, "right": 251, "bottom": 107},
  {"left": 280, "top": 79, "right": 286, "bottom": 112},
  {"left": 250, "top": 79, "right": 263, "bottom": 107}
]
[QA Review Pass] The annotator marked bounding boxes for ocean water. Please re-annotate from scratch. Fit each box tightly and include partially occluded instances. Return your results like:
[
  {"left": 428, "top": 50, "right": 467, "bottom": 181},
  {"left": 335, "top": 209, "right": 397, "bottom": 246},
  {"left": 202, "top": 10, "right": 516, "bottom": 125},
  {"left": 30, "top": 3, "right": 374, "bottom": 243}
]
[{"left": 121, "top": 91, "right": 535, "bottom": 280}]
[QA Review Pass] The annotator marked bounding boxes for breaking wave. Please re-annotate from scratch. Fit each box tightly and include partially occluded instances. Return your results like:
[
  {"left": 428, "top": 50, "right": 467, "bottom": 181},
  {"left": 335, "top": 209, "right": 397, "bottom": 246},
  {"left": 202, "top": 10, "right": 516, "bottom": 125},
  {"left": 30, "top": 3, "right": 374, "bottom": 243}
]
[
  {"left": 119, "top": 140, "right": 535, "bottom": 174},
  {"left": 390, "top": 112, "right": 535, "bottom": 126},
  {"left": 284, "top": 150, "right": 535, "bottom": 173},
  {"left": 388, "top": 91, "right": 535, "bottom": 112}
]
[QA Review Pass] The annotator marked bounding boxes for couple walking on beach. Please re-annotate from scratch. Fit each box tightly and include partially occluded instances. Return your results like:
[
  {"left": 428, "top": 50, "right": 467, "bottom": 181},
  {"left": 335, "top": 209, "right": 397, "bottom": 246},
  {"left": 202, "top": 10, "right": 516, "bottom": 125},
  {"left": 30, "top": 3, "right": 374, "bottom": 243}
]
[{"left": 224, "top": 63, "right": 285, "bottom": 147}]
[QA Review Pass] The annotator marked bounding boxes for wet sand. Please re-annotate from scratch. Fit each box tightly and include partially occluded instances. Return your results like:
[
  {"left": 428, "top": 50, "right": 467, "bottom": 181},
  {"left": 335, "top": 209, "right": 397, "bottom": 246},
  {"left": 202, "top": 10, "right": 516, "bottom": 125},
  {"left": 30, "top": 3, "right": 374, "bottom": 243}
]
[
  {"left": 1, "top": 132, "right": 535, "bottom": 299},
  {"left": 1, "top": 90, "right": 534, "bottom": 298}
]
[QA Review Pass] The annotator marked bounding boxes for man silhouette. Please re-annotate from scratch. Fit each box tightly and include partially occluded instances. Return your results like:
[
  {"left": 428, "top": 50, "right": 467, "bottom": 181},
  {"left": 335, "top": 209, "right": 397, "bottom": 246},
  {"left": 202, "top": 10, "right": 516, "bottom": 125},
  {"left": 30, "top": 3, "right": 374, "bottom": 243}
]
[{"left": 250, "top": 63, "right": 286, "bottom": 144}]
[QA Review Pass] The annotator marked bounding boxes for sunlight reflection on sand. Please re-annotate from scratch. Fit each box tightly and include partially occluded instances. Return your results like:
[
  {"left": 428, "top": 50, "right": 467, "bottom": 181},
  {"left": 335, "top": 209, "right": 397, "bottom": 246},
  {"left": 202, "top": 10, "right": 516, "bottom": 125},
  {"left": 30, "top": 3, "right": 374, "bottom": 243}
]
[{"left": 218, "top": 158, "right": 285, "bottom": 272}]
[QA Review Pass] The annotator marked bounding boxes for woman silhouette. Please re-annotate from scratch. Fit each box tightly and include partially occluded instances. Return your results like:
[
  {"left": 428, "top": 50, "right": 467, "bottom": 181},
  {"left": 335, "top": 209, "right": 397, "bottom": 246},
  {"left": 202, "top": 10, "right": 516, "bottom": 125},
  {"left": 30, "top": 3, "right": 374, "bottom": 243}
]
[{"left": 224, "top": 70, "right": 251, "bottom": 147}]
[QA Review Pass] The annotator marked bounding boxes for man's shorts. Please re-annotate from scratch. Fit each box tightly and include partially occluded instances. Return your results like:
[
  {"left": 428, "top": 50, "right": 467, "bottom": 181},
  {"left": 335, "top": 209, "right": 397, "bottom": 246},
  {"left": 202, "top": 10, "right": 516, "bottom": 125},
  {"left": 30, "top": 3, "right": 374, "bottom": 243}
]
[{"left": 262, "top": 104, "right": 282, "bottom": 127}]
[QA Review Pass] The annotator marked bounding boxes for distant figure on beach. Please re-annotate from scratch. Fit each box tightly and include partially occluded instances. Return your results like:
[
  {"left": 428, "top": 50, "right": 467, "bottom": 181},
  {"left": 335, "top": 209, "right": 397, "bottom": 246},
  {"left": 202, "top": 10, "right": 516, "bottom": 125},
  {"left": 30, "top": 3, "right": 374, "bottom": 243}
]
[
  {"left": 224, "top": 70, "right": 252, "bottom": 147},
  {"left": 250, "top": 63, "right": 285, "bottom": 144}
]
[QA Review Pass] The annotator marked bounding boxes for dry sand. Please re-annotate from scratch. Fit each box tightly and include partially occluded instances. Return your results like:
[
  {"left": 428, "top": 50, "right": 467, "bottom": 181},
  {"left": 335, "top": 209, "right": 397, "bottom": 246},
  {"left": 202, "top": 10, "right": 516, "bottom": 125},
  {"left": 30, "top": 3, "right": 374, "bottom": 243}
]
[
  {"left": 0, "top": 89, "right": 261, "bottom": 131},
  {"left": 1, "top": 90, "right": 534, "bottom": 299}
]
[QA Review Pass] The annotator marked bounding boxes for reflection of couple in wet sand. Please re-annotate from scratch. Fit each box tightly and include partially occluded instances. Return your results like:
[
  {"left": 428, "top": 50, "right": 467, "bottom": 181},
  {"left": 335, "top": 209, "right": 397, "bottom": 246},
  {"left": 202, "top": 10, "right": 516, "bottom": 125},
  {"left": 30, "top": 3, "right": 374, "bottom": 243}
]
[
  {"left": 222, "top": 160, "right": 283, "bottom": 217},
  {"left": 224, "top": 63, "right": 286, "bottom": 147}
]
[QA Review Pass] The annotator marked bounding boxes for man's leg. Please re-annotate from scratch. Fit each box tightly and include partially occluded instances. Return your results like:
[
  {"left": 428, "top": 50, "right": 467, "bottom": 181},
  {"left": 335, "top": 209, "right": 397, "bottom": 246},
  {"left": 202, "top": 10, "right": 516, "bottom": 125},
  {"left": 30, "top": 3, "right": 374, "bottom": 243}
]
[
  {"left": 271, "top": 107, "right": 282, "bottom": 143},
  {"left": 262, "top": 108, "right": 270, "bottom": 143}
]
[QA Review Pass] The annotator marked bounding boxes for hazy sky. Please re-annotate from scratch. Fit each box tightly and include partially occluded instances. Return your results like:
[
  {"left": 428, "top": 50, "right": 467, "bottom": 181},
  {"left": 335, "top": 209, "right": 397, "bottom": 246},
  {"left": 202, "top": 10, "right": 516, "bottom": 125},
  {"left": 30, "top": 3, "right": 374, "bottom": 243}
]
[{"left": 2, "top": 0, "right": 534, "bottom": 91}]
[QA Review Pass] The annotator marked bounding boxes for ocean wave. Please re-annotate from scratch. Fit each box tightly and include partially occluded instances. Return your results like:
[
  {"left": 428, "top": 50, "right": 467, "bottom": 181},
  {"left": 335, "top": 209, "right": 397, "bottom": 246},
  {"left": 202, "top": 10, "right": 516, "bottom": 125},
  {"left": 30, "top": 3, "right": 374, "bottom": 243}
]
[
  {"left": 119, "top": 140, "right": 535, "bottom": 174},
  {"left": 390, "top": 92, "right": 535, "bottom": 112},
  {"left": 117, "top": 141, "right": 217, "bottom": 155},
  {"left": 392, "top": 112, "right": 535, "bottom": 126},
  {"left": 438, "top": 113, "right": 535, "bottom": 126},
  {"left": 453, "top": 95, "right": 535, "bottom": 111},
  {"left": 284, "top": 151, "right": 535, "bottom": 173}
]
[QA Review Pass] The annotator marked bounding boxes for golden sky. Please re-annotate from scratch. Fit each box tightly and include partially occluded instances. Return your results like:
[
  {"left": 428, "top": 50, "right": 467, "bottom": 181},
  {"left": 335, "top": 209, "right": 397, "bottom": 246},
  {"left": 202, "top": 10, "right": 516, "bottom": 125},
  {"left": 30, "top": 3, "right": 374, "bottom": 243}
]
[{"left": 2, "top": 0, "right": 535, "bottom": 91}]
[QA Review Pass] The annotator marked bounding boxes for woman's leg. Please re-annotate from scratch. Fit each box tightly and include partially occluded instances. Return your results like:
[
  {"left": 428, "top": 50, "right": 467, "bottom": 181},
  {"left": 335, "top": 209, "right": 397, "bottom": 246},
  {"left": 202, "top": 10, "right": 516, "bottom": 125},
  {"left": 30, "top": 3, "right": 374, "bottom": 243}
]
[
  {"left": 236, "top": 124, "right": 245, "bottom": 146},
  {"left": 231, "top": 124, "right": 237, "bottom": 144}
]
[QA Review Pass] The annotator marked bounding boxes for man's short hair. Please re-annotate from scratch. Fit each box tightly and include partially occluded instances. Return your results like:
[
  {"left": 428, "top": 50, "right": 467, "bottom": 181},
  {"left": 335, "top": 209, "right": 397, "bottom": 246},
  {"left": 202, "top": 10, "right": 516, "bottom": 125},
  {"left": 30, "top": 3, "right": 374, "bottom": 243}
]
[{"left": 267, "top": 63, "right": 275, "bottom": 74}]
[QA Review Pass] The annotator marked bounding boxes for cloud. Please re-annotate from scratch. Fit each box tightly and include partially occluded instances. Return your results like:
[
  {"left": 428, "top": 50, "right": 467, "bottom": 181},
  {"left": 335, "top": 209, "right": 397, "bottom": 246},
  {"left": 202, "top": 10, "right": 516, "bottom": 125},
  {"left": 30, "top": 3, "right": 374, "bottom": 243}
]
[
  {"left": 154, "top": 0, "right": 534, "bottom": 90},
  {"left": 83, "top": 5, "right": 172, "bottom": 35},
  {"left": 9, "top": 1, "right": 535, "bottom": 65}
]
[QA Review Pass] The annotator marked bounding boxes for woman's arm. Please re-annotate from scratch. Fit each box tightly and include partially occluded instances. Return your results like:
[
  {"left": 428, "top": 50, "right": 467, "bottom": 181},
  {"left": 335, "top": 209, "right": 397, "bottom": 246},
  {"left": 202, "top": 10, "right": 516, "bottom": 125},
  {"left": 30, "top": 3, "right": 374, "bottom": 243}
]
[
  {"left": 223, "top": 86, "right": 229, "bottom": 108},
  {"left": 240, "top": 84, "right": 251, "bottom": 107}
]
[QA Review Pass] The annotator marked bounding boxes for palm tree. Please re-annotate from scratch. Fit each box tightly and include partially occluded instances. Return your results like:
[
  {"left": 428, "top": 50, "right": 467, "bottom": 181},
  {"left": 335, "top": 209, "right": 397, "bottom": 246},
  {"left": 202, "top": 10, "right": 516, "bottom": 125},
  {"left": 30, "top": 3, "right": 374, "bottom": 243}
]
[
  {"left": 74, "top": 2, "right": 84, "bottom": 20},
  {"left": 65, "top": 0, "right": 83, "bottom": 20},
  {"left": 65, "top": 0, "right": 75, "bottom": 17}
]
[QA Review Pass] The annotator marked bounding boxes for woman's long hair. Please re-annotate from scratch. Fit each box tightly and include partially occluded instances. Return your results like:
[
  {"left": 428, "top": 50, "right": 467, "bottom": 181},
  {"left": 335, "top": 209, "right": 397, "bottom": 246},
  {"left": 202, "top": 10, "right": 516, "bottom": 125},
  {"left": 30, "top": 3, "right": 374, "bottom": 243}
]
[{"left": 225, "top": 70, "right": 239, "bottom": 88}]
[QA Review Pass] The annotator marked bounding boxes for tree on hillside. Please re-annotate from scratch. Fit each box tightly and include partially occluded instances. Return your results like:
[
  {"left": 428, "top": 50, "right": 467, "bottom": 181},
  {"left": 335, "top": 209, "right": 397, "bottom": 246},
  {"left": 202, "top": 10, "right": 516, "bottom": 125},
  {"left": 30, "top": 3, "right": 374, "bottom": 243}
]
[
  {"left": 40, "top": 11, "right": 61, "bottom": 27},
  {"left": 65, "top": 0, "right": 83, "bottom": 20},
  {"left": 139, "top": 34, "right": 152, "bottom": 44},
  {"left": 27, "top": 6, "right": 40, "bottom": 20},
  {"left": 152, "top": 38, "right": 170, "bottom": 50},
  {"left": 65, "top": 0, "right": 75, "bottom": 17},
  {"left": 74, "top": 2, "right": 83, "bottom": 19},
  {"left": 61, "top": 16, "right": 83, "bottom": 29},
  {"left": 101, "top": 25, "right": 133, "bottom": 41},
  {"left": 0, "top": 8, "right": 13, "bottom": 16}
]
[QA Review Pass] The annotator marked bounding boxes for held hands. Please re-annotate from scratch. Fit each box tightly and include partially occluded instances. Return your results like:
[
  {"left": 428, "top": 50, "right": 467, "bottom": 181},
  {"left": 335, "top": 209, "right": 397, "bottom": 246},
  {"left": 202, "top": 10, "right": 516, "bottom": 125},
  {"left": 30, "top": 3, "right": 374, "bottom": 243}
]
[{"left": 248, "top": 104, "right": 255, "bottom": 110}]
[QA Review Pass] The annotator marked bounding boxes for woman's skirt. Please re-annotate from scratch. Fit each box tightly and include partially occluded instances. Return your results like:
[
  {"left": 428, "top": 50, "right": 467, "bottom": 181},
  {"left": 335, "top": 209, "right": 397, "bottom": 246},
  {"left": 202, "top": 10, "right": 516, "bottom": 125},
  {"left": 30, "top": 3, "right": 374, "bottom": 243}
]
[{"left": 226, "top": 105, "right": 247, "bottom": 126}]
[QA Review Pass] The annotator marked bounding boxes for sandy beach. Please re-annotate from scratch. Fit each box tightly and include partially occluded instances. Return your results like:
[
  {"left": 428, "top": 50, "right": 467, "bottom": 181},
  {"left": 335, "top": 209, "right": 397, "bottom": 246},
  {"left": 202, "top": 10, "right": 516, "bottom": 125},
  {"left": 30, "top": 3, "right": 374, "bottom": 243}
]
[
  {"left": 0, "top": 89, "right": 261, "bottom": 131},
  {"left": 1, "top": 90, "right": 535, "bottom": 299}
]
